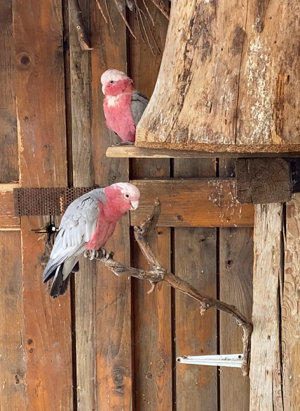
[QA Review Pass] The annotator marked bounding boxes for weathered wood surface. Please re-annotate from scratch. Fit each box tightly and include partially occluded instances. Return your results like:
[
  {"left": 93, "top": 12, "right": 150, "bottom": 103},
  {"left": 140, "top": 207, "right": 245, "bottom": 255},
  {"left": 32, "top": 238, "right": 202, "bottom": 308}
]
[
  {"left": 132, "top": 229, "right": 172, "bottom": 411},
  {"left": 0, "top": 231, "right": 27, "bottom": 410},
  {"left": 130, "top": 179, "right": 254, "bottom": 227},
  {"left": 14, "top": 0, "right": 73, "bottom": 409},
  {"left": 174, "top": 158, "right": 218, "bottom": 411},
  {"left": 129, "top": 3, "right": 172, "bottom": 410},
  {"left": 219, "top": 159, "right": 252, "bottom": 411},
  {"left": 68, "top": 0, "right": 97, "bottom": 409},
  {"left": 236, "top": 159, "right": 291, "bottom": 204},
  {"left": 219, "top": 228, "right": 253, "bottom": 410},
  {"left": 0, "top": 0, "right": 18, "bottom": 183},
  {"left": 136, "top": 0, "right": 300, "bottom": 153},
  {"left": 282, "top": 194, "right": 300, "bottom": 410},
  {"left": 250, "top": 203, "right": 284, "bottom": 411},
  {"left": 107, "top": 146, "right": 300, "bottom": 159},
  {"left": 91, "top": 1, "right": 133, "bottom": 409},
  {"left": 0, "top": 185, "right": 20, "bottom": 230}
]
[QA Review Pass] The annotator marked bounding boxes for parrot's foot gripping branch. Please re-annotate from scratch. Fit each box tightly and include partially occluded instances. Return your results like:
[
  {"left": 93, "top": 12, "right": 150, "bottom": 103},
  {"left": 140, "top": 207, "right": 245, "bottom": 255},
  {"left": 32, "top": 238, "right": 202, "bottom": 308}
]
[{"left": 93, "top": 199, "right": 253, "bottom": 377}]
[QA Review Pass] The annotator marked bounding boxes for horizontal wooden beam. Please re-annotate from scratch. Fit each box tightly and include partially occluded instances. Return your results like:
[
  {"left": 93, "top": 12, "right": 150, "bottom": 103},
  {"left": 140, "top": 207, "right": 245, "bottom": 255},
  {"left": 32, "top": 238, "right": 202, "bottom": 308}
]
[
  {"left": 0, "top": 185, "right": 20, "bottom": 230},
  {"left": 1, "top": 180, "right": 254, "bottom": 228},
  {"left": 107, "top": 146, "right": 300, "bottom": 159},
  {"left": 130, "top": 179, "right": 254, "bottom": 227}
]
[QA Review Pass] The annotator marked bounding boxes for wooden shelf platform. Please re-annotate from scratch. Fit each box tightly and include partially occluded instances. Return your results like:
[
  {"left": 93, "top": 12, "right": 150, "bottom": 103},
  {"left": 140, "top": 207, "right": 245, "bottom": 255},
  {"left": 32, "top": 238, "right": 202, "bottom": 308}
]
[{"left": 106, "top": 146, "right": 300, "bottom": 159}]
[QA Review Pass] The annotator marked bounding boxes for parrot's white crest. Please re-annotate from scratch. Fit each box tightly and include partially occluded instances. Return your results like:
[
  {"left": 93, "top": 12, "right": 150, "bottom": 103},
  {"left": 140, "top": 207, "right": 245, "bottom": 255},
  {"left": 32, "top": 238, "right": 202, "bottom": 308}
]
[{"left": 101, "top": 69, "right": 131, "bottom": 94}]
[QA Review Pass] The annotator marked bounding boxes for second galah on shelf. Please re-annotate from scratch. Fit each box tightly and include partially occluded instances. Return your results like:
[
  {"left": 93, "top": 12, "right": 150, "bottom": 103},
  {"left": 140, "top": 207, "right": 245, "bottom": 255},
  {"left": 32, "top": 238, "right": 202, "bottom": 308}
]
[{"left": 101, "top": 69, "right": 148, "bottom": 143}]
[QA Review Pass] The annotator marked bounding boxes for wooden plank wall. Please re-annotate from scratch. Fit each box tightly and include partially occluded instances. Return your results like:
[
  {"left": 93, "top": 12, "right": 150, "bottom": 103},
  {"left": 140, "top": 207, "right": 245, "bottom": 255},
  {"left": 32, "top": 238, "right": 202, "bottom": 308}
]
[
  {"left": 0, "top": 1, "right": 254, "bottom": 410},
  {"left": 15, "top": 1, "right": 73, "bottom": 410}
]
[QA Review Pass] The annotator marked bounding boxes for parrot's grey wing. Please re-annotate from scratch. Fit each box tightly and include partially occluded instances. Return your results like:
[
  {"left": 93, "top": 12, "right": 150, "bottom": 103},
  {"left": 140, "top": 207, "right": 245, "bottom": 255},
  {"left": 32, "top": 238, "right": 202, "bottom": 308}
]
[
  {"left": 130, "top": 91, "right": 148, "bottom": 126},
  {"left": 43, "top": 191, "right": 104, "bottom": 284},
  {"left": 52, "top": 197, "right": 100, "bottom": 259}
]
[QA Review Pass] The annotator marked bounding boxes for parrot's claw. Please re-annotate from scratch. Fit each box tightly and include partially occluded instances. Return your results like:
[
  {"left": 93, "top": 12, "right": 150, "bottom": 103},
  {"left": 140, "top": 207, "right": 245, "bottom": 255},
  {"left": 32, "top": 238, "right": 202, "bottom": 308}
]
[
  {"left": 84, "top": 249, "right": 99, "bottom": 260},
  {"left": 147, "top": 281, "right": 156, "bottom": 295}
]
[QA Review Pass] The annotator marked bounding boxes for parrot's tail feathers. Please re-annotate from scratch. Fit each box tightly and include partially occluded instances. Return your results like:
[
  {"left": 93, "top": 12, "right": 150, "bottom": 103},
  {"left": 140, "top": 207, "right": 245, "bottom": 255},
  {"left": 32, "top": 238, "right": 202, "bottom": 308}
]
[
  {"left": 50, "top": 264, "right": 70, "bottom": 298},
  {"left": 42, "top": 260, "right": 58, "bottom": 283}
]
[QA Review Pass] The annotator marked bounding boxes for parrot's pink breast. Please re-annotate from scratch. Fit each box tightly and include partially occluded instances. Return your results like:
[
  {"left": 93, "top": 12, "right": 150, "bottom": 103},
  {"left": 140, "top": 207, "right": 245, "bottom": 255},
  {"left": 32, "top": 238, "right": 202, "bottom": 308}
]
[
  {"left": 104, "top": 94, "right": 135, "bottom": 142},
  {"left": 86, "top": 220, "right": 116, "bottom": 250},
  {"left": 86, "top": 200, "right": 124, "bottom": 250}
]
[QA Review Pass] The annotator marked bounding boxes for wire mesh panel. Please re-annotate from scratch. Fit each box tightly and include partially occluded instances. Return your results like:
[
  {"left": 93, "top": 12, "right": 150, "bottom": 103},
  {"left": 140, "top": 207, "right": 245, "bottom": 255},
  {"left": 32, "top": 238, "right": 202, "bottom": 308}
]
[{"left": 13, "top": 187, "right": 99, "bottom": 216}]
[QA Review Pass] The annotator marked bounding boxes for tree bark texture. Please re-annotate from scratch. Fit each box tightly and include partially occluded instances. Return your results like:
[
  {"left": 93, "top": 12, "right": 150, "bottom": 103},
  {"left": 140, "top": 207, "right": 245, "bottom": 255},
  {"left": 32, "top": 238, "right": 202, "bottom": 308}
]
[{"left": 136, "top": 0, "right": 300, "bottom": 153}]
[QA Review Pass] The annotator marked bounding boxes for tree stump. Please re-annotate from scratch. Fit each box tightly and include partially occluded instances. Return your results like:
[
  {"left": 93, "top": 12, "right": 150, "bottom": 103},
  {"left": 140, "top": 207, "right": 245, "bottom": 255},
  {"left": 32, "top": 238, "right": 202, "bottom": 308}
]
[{"left": 136, "top": 0, "right": 300, "bottom": 154}]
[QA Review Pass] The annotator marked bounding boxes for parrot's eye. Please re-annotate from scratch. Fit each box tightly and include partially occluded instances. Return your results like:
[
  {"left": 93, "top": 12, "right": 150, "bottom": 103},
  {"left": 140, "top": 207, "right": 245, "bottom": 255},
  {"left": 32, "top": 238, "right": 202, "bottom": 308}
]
[
  {"left": 125, "top": 194, "right": 130, "bottom": 199},
  {"left": 110, "top": 80, "right": 114, "bottom": 84}
]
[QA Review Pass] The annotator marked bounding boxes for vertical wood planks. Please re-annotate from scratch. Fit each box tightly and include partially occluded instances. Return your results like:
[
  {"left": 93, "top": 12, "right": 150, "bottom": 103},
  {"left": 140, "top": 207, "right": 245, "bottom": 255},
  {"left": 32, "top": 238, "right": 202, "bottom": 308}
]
[
  {"left": 132, "top": 229, "right": 172, "bottom": 411},
  {"left": 90, "top": 1, "right": 132, "bottom": 409},
  {"left": 14, "top": 0, "right": 73, "bottom": 409},
  {"left": 219, "top": 227, "right": 252, "bottom": 411},
  {"left": 174, "top": 158, "right": 218, "bottom": 411},
  {"left": 250, "top": 204, "right": 283, "bottom": 411},
  {"left": 219, "top": 159, "right": 252, "bottom": 411},
  {"left": 129, "top": 4, "right": 172, "bottom": 410},
  {"left": 0, "top": 232, "right": 26, "bottom": 410},
  {"left": 67, "top": 0, "right": 97, "bottom": 409},
  {"left": 282, "top": 194, "right": 300, "bottom": 410},
  {"left": 0, "top": 0, "right": 18, "bottom": 183},
  {"left": 0, "top": 5, "right": 24, "bottom": 407}
]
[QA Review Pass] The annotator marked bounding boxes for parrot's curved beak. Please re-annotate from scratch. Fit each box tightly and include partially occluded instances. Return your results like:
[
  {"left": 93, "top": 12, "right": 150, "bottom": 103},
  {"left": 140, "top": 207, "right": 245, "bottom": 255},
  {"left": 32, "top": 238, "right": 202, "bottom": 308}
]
[{"left": 130, "top": 200, "right": 139, "bottom": 211}]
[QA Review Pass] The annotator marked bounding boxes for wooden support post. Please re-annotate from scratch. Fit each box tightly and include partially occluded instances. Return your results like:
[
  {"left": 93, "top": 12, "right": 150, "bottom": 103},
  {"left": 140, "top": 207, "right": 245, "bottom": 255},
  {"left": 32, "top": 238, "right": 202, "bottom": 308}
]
[
  {"left": 282, "top": 194, "right": 300, "bottom": 410},
  {"left": 250, "top": 203, "right": 284, "bottom": 410}
]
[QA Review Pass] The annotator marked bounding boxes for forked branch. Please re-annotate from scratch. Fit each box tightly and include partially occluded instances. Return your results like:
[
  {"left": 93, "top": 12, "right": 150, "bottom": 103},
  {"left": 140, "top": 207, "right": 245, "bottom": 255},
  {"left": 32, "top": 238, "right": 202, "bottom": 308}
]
[{"left": 93, "top": 199, "right": 252, "bottom": 376}]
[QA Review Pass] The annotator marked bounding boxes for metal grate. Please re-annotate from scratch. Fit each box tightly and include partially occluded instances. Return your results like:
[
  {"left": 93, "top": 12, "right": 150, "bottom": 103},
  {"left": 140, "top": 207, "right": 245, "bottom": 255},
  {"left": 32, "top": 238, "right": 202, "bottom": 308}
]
[{"left": 14, "top": 187, "right": 99, "bottom": 216}]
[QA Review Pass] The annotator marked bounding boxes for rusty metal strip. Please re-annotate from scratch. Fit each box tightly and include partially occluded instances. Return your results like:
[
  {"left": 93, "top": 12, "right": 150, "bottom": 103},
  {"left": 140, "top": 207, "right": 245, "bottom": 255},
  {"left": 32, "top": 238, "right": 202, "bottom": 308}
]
[{"left": 13, "top": 187, "right": 99, "bottom": 216}]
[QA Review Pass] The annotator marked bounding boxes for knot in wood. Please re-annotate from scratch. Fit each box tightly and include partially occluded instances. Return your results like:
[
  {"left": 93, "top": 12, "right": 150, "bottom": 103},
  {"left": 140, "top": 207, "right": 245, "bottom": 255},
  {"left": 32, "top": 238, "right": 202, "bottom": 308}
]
[
  {"left": 16, "top": 52, "right": 32, "bottom": 70},
  {"left": 112, "top": 367, "right": 125, "bottom": 391}
]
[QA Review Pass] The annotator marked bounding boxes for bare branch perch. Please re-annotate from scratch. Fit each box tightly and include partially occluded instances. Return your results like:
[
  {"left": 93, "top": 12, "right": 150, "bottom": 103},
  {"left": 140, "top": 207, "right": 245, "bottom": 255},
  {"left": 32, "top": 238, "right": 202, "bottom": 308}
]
[
  {"left": 69, "top": 0, "right": 93, "bottom": 51},
  {"left": 92, "top": 200, "right": 252, "bottom": 376}
]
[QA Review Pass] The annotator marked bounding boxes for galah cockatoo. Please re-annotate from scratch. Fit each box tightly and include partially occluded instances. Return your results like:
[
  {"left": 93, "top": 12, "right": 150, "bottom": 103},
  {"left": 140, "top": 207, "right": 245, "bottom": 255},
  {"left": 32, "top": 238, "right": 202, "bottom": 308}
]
[
  {"left": 43, "top": 183, "right": 140, "bottom": 298},
  {"left": 101, "top": 69, "right": 148, "bottom": 143}
]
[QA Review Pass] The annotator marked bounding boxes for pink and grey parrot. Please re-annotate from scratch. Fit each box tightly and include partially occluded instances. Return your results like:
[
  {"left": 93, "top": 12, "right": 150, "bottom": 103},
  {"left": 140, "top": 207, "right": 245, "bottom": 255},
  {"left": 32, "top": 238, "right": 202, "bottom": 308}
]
[
  {"left": 43, "top": 183, "right": 140, "bottom": 298},
  {"left": 101, "top": 69, "right": 149, "bottom": 143}
]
